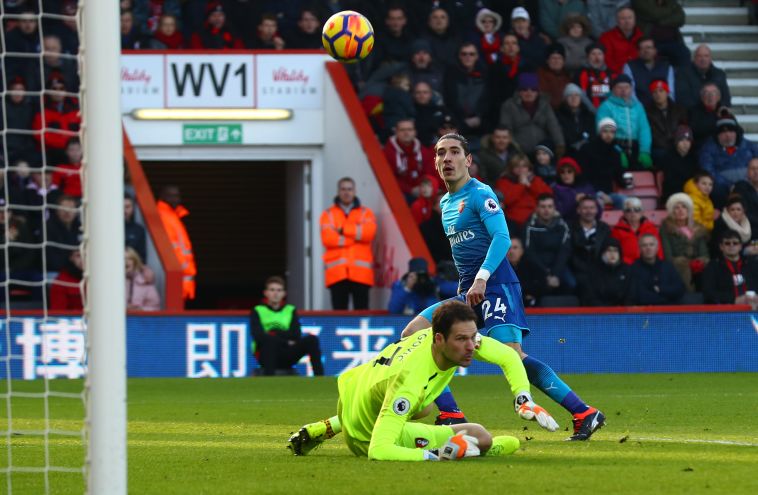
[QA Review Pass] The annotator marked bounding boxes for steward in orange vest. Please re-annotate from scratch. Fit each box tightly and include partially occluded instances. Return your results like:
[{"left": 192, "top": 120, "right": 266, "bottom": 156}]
[
  {"left": 156, "top": 185, "right": 197, "bottom": 301},
  {"left": 319, "top": 178, "right": 376, "bottom": 309}
]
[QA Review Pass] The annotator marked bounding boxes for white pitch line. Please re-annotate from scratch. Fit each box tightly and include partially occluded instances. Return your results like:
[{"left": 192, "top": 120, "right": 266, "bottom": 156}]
[{"left": 634, "top": 436, "right": 758, "bottom": 447}]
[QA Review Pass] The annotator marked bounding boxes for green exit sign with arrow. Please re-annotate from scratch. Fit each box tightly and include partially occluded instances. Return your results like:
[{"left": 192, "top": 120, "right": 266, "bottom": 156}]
[{"left": 182, "top": 124, "right": 242, "bottom": 144}]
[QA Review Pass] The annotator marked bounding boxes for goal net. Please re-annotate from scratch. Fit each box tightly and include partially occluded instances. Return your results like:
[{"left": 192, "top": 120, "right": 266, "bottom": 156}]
[{"left": 1, "top": 1, "right": 125, "bottom": 493}]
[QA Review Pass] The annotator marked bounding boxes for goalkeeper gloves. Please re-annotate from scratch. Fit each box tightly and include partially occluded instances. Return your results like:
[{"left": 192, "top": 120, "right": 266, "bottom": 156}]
[
  {"left": 437, "top": 430, "right": 481, "bottom": 460},
  {"left": 514, "top": 392, "right": 559, "bottom": 432}
]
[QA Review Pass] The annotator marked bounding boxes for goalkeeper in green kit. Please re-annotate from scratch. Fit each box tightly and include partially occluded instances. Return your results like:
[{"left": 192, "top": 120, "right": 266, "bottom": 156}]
[{"left": 287, "top": 301, "right": 559, "bottom": 461}]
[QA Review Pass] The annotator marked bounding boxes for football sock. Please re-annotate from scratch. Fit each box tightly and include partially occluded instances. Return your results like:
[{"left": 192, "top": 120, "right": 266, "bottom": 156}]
[
  {"left": 522, "top": 355, "right": 589, "bottom": 414},
  {"left": 325, "top": 415, "right": 342, "bottom": 437},
  {"left": 434, "top": 386, "right": 461, "bottom": 413}
]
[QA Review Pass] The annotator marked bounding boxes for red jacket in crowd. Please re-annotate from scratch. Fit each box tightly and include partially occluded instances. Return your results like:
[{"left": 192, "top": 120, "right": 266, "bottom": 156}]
[
  {"left": 599, "top": 26, "right": 643, "bottom": 74},
  {"left": 495, "top": 175, "right": 553, "bottom": 227},
  {"left": 32, "top": 97, "right": 81, "bottom": 152},
  {"left": 611, "top": 217, "right": 664, "bottom": 265},
  {"left": 383, "top": 137, "right": 435, "bottom": 196},
  {"left": 52, "top": 163, "right": 82, "bottom": 198}
]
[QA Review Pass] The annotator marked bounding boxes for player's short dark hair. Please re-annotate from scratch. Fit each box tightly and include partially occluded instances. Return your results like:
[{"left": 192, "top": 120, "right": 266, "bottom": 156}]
[
  {"left": 432, "top": 301, "right": 477, "bottom": 339},
  {"left": 264, "top": 276, "right": 286, "bottom": 290},
  {"left": 435, "top": 133, "right": 470, "bottom": 156}
]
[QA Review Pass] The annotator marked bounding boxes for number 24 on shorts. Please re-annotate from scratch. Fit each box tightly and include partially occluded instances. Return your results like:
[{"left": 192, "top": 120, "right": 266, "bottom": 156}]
[{"left": 482, "top": 298, "right": 507, "bottom": 322}]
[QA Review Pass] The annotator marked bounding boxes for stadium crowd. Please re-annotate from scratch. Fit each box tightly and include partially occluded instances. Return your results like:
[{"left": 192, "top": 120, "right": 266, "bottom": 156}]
[{"left": 2, "top": 1, "right": 758, "bottom": 310}]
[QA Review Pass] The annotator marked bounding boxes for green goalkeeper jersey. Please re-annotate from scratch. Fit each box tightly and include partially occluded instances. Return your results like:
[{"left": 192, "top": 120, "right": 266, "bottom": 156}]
[{"left": 337, "top": 328, "right": 530, "bottom": 461}]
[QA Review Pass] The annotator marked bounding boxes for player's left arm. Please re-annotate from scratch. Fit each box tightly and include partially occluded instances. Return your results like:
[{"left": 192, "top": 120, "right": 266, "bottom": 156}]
[{"left": 468, "top": 192, "right": 511, "bottom": 302}]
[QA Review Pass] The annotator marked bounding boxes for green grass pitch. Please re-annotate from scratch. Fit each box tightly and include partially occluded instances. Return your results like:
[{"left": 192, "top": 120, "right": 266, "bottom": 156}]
[{"left": 2, "top": 373, "right": 757, "bottom": 494}]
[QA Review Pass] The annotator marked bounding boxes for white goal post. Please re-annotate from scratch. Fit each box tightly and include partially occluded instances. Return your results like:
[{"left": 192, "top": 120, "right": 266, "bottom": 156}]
[{"left": 81, "top": 0, "right": 127, "bottom": 493}]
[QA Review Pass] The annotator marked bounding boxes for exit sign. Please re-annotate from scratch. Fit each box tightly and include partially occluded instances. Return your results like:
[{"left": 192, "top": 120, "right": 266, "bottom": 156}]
[{"left": 182, "top": 124, "right": 242, "bottom": 144}]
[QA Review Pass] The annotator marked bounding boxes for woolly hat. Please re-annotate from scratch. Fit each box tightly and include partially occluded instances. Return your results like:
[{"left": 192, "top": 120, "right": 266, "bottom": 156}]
[
  {"left": 410, "top": 38, "right": 432, "bottom": 55},
  {"left": 674, "top": 124, "right": 693, "bottom": 142},
  {"left": 557, "top": 156, "right": 581, "bottom": 174},
  {"left": 585, "top": 42, "right": 605, "bottom": 55},
  {"left": 206, "top": 1, "right": 223, "bottom": 16},
  {"left": 716, "top": 107, "right": 739, "bottom": 132},
  {"left": 511, "top": 7, "right": 530, "bottom": 21},
  {"left": 665, "top": 192, "right": 694, "bottom": 217},
  {"left": 563, "top": 83, "right": 583, "bottom": 98},
  {"left": 535, "top": 140, "right": 555, "bottom": 158},
  {"left": 517, "top": 72, "right": 539, "bottom": 91},
  {"left": 610, "top": 73, "right": 632, "bottom": 89},
  {"left": 597, "top": 117, "right": 617, "bottom": 132},
  {"left": 648, "top": 79, "right": 670, "bottom": 94},
  {"left": 546, "top": 43, "right": 565, "bottom": 59},
  {"left": 475, "top": 8, "right": 503, "bottom": 32}
]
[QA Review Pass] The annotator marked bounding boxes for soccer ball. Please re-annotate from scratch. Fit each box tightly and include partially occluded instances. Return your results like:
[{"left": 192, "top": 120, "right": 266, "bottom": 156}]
[{"left": 322, "top": 10, "right": 374, "bottom": 63}]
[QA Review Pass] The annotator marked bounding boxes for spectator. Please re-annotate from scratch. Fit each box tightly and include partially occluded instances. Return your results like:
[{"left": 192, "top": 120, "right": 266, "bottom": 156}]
[
  {"left": 319, "top": 177, "right": 376, "bottom": 310},
  {"left": 411, "top": 81, "right": 445, "bottom": 147},
  {"left": 477, "top": 127, "right": 522, "bottom": 187},
  {"left": 552, "top": 157, "right": 597, "bottom": 221},
  {"left": 675, "top": 44, "right": 731, "bottom": 110},
  {"left": 408, "top": 39, "right": 444, "bottom": 98},
  {"left": 733, "top": 158, "right": 758, "bottom": 226},
  {"left": 124, "top": 193, "right": 147, "bottom": 263},
  {"left": 596, "top": 73, "right": 653, "bottom": 170},
  {"left": 248, "top": 12, "right": 286, "bottom": 50},
  {"left": 581, "top": 237, "right": 631, "bottom": 306},
  {"left": 496, "top": 153, "right": 553, "bottom": 232},
  {"left": 538, "top": 43, "right": 572, "bottom": 110},
  {"left": 371, "top": 5, "right": 413, "bottom": 67},
  {"left": 660, "top": 193, "right": 709, "bottom": 292},
  {"left": 4, "top": 8, "right": 41, "bottom": 88},
  {"left": 420, "top": 7, "right": 460, "bottom": 66},
  {"left": 539, "top": 0, "right": 587, "bottom": 41},
  {"left": 19, "top": 168, "right": 60, "bottom": 239},
  {"left": 46, "top": 195, "right": 81, "bottom": 272},
  {"left": 190, "top": 2, "right": 244, "bottom": 49},
  {"left": 472, "top": 8, "right": 503, "bottom": 65},
  {"left": 125, "top": 247, "right": 160, "bottom": 311},
  {"left": 570, "top": 195, "right": 612, "bottom": 293},
  {"left": 49, "top": 0, "right": 79, "bottom": 55},
  {"left": 250, "top": 276, "right": 324, "bottom": 376},
  {"left": 622, "top": 37, "right": 675, "bottom": 107},
  {"left": 628, "top": 233, "right": 686, "bottom": 304},
  {"left": 156, "top": 185, "right": 196, "bottom": 301},
  {"left": 510, "top": 6, "right": 549, "bottom": 69},
  {"left": 3, "top": 76, "right": 37, "bottom": 163},
  {"left": 410, "top": 175, "right": 437, "bottom": 225},
  {"left": 500, "top": 72, "right": 565, "bottom": 156},
  {"left": 688, "top": 83, "right": 723, "bottom": 148},
  {"left": 575, "top": 42, "right": 615, "bottom": 109},
  {"left": 661, "top": 125, "right": 698, "bottom": 202},
  {"left": 49, "top": 249, "right": 84, "bottom": 311},
  {"left": 533, "top": 140, "right": 557, "bottom": 184},
  {"left": 611, "top": 196, "right": 663, "bottom": 264},
  {"left": 42, "top": 34, "right": 79, "bottom": 92},
  {"left": 586, "top": 0, "right": 628, "bottom": 38},
  {"left": 487, "top": 33, "right": 526, "bottom": 124},
  {"left": 443, "top": 42, "right": 489, "bottom": 139},
  {"left": 388, "top": 257, "right": 439, "bottom": 315},
  {"left": 382, "top": 72, "right": 415, "bottom": 132},
  {"left": 710, "top": 195, "right": 758, "bottom": 259},
  {"left": 702, "top": 229, "right": 758, "bottom": 307},
  {"left": 133, "top": 0, "right": 181, "bottom": 36},
  {"left": 683, "top": 170, "right": 715, "bottom": 232},
  {"left": 121, "top": 10, "right": 146, "bottom": 49},
  {"left": 646, "top": 79, "right": 687, "bottom": 163},
  {"left": 31, "top": 71, "right": 80, "bottom": 165},
  {"left": 507, "top": 236, "right": 547, "bottom": 307},
  {"left": 632, "top": 0, "right": 689, "bottom": 67},
  {"left": 148, "top": 14, "right": 185, "bottom": 49},
  {"left": 0, "top": 202, "right": 43, "bottom": 302},
  {"left": 286, "top": 8, "right": 322, "bottom": 49},
  {"left": 556, "top": 83, "right": 596, "bottom": 152},
  {"left": 51, "top": 138, "right": 82, "bottom": 199},
  {"left": 524, "top": 194, "right": 575, "bottom": 293},
  {"left": 577, "top": 117, "right": 627, "bottom": 209},
  {"left": 700, "top": 110, "right": 758, "bottom": 208},
  {"left": 599, "top": 6, "right": 643, "bottom": 74},
  {"left": 557, "top": 14, "right": 593, "bottom": 74},
  {"left": 383, "top": 118, "right": 435, "bottom": 202}
]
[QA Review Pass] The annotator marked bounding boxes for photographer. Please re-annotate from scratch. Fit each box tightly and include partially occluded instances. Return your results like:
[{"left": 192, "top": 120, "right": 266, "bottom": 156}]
[{"left": 388, "top": 258, "right": 440, "bottom": 315}]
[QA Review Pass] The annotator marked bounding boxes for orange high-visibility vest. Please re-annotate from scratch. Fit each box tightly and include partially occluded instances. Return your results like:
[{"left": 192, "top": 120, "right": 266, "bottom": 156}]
[
  {"left": 157, "top": 200, "right": 197, "bottom": 300},
  {"left": 319, "top": 202, "right": 376, "bottom": 287}
]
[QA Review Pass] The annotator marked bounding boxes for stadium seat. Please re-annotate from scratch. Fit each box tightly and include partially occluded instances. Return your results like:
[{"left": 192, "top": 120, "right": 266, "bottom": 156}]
[
  {"left": 639, "top": 196, "right": 659, "bottom": 211},
  {"left": 631, "top": 171, "right": 656, "bottom": 188},
  {"left": 601, "top": 209, "right": 623, "bottom": 226},
  {"left": 539, "top": 295, "right": 580, "bottom": 307},
  {"left": 645, "top": 209, "right": 668, "bottom": 226},
  {"left": 655, "top": 170, "right": 664, "bottom": 197}
]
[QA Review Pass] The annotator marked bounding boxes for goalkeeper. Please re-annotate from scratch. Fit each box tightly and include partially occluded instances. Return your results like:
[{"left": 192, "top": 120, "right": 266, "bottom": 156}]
[{"left": 287, "top": 301, "right": 558, "bottom": 461}]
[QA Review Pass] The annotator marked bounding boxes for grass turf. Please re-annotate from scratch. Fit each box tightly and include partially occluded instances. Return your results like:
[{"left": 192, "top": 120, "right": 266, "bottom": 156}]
[{"left": 1, "top": 373, "right": 757, "bottom": 494}]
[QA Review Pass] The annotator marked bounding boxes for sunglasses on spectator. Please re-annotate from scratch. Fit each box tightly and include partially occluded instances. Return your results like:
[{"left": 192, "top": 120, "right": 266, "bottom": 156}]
[
  {"left": 624, "top": 207, "right": 642, "bottom": 213},
  {"left": 721, "top": 240, "right": 741, "bottom": 246}
]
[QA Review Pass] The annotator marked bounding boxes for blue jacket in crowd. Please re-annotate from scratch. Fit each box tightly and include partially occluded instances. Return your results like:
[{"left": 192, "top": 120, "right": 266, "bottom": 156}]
[{"left": 596, "top": 95, "right": 652, "bottom": 154}]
